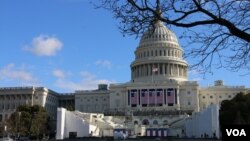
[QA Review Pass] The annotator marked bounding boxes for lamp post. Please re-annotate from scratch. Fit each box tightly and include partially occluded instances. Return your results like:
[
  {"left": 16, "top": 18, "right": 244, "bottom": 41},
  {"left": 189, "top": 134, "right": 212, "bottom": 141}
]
[{"left": 4, "top": 124, "right": 7, "bottom": 137}]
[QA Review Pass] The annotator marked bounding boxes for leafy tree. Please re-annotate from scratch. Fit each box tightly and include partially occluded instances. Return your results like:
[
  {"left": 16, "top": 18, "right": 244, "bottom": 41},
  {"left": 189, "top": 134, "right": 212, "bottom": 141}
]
[
  {"left": 5, "top": 105, "right": 50, "bottom": 139},
  {"left": 97, "top": 0, "right": 250, "bottom": 72},
  {"left": 220, "top": 93, "right": 250, "bottom": 125},
  {"left": 65, "top": 105, "right": 74, "bottom": 111}
]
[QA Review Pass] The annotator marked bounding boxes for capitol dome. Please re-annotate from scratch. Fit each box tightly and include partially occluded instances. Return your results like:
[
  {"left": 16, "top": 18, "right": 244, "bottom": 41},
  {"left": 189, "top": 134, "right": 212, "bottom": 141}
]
[
  {"left": 130, "top": 20, "right": 188, "bottom": 82},
  {"left": 139, "top": 21, "right": 179, "bottom": 47}
]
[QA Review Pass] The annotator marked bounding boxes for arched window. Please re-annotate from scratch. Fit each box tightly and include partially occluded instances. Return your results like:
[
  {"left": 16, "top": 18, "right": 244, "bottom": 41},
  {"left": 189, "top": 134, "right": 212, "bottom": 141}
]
[
  {"left": 134, "top": 120, "right": 139, "bottom": 125},
  {"left": 153, "top": 120, "right": 158, "bottom": 125},
  {"left": 142, "top": 119, "right": 150, "bottom": 125},
  {"left": 163, "top": 120, "right": 168, "bottom": 125}
]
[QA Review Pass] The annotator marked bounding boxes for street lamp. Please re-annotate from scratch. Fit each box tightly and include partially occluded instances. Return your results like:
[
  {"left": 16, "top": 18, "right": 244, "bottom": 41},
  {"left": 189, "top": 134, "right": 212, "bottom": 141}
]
[{"left": 4, "top": 124, "right": 7, "bottom": 137}]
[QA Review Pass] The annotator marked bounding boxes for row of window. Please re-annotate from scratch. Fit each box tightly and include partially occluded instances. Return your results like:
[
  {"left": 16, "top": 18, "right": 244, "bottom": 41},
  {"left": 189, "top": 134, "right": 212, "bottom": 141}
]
[
  {"left": 46, "top": 95, "right": 58, "bottom": 103},
  {"left": 135, "top": 119, "right": 169, "bottom": 126},
  {"left": 0, "top": 102, "right": 29, "bottom": 111},
  {"left": 142, "top": 33, "right": 175, "bottom": 41},
  {"left": 45, "top": 104, "right": 57, "bottom": 115},
  {"left": 131, "top": 93, "right": 166, "bottom": 97},
  {"left": 202, "top": 95, "right": 232, "bottom": 99},
  {"left": 136, "top": 48, "right": 182, "bottom": 59},
  {"left": 78, "top": 104, "right": 108, "bottom": 112},
  {"left": 0, "top": 95, "right": 31, "bottom": 100},
  {"left": 78, "top": 96, "right": 108, "bottom": 102},
  {"left": 132, "top": 63, "right": 187, "bottom": 78}
]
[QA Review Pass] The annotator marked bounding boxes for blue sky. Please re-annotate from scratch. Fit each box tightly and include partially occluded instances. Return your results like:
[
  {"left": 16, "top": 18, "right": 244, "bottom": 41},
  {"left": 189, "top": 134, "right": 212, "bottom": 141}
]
[{"left": 0, "top": 0, "right": 249, "bottom": 93}]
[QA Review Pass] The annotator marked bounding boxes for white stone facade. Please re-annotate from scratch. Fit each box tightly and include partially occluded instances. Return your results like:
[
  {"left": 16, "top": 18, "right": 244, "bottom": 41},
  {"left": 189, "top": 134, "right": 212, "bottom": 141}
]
[
  {"left": 199, "top": 80, "right": 248, "bottom": 111},
  {"left": 109, "top": 80, "right": 199, "bottom": 112},
  {"left": 0, "top": 87, "right": 58, "bottom": 124},
  {"left": 74, "top": 85, "right": 110, "bottom": 113}
]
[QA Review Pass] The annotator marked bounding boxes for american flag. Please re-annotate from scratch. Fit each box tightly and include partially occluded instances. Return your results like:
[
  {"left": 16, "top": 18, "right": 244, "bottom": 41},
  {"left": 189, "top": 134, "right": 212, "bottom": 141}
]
[
  {"left": 156, "top": 89, "right": 164, "bottom": 104},
  {"left": 141, "top": 89, "right": 148, "bottom": 105},
  {"left": 152, "top": 66, "right": 158, "bottom": 75},
  {"left": 131, "top": 89, "right": 138, "bottom": 105},
  {"left": 152, "top": 67, "right": 158, "bottom": 72},
  {"left": 167, "top": 88, "right": 175, "bottom": 104},
  {"left": 149, "top": 89, "right": 156, "bottom": 105}
]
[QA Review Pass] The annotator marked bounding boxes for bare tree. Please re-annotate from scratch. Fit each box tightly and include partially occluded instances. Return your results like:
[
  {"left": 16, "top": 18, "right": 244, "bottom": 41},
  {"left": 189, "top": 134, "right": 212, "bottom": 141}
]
[{"left": 97, "top": 0, "right": 250, "bottom": 72}]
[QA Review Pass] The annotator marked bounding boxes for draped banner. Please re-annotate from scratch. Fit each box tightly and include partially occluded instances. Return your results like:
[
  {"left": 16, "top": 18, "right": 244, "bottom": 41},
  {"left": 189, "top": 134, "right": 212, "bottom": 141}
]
[
  {"left": 149, "top": 89, "right": 156, "bottom": 105},
  {"left": 130, "top": 89, "right": 138, "bottom": 105},
  {"left": 128, "top": 88, "right": 177, "bottom": 107},
  {"left": 141, "top": 89, "right": 148, "bottom": 105},
  {"left": 167, "top": 88, "right": 175, "bottom": 105},
  {"left": 156, "top": 89, "right": 164, "bottom": 105}
]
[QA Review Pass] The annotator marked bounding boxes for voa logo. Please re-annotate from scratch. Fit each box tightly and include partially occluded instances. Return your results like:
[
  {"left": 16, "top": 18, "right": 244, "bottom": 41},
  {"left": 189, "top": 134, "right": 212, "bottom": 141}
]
[{"left": 226, "top": 129, "right": 246, "bottom": 136}]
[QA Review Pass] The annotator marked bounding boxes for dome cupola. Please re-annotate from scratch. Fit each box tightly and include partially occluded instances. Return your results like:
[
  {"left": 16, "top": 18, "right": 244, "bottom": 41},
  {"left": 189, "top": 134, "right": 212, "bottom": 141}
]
[{"left": 130, "top": 20, "right": 188, "bottom": 83}]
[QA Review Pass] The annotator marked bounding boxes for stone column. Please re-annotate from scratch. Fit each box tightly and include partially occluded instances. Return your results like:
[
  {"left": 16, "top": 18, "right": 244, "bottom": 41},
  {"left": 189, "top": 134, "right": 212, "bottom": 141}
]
[
  {"left": 184, "top": 67, "right": 187, "bottom": 77},
  {"left": 141, "top": 65, "right": 143, "bottom": 77},
  {"left": 142, "top": 65, "right": 144, "bottom": 77},
  {"left": 157, "top": 63, "right": 160, "bottom": 75},
  {"left": 181, "top": 66, "right": 183, "bottom": 77},
  {"left": 163, "top": 63, "right": 165, "bottom": 76},
  {"left": 146, "top": 64, "right": 149, "bottom": 76},
  {"left": 166, "top": 63, "right": 168, "bottom": 76},
  {"left": 177, "top": 65, "right": 180, "bottom": 77},
  {"left": 134, "top": 66, "right": 136, "bottom": 78},
  {"left": 176, "top": 88, "right": 180, "bottom": 110},
  {"left": 143, "top": 65, "right": 146, "bottom": 76},
  {"left": 134, "top": 67, "right": 136, "bottom": 78},
  {"left": 139, "top": 66, "right": 141, "bottom": 77},
  {"left": 136, "top": 66, "right": 140, "bottom": 78},
  {"left": 170, "top": 64, "right": 172, "bottom": 76}
]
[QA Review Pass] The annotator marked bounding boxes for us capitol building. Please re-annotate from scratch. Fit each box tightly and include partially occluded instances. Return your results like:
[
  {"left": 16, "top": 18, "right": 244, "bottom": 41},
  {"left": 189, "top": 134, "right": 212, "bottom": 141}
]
[{"left": 0, "top": 19, "right": 249, "bottom": 138}]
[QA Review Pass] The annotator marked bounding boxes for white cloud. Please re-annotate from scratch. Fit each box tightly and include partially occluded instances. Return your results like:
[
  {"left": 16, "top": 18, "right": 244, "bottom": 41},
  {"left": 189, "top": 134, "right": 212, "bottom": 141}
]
[
  {"left": 52, "top": 69, "right": 66, "bottom": 79},
  {"left": 54, "top": 70, "right": 115, "bottom": 92},
  {"left": 24, "top": 35, "right": 63, "bottom": 56},
  {"left": 95, "top": 60, "right": 112, "bottom": 69},
  {"left": 0, "top": 64, "right": 37, "bottom": 85}
]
